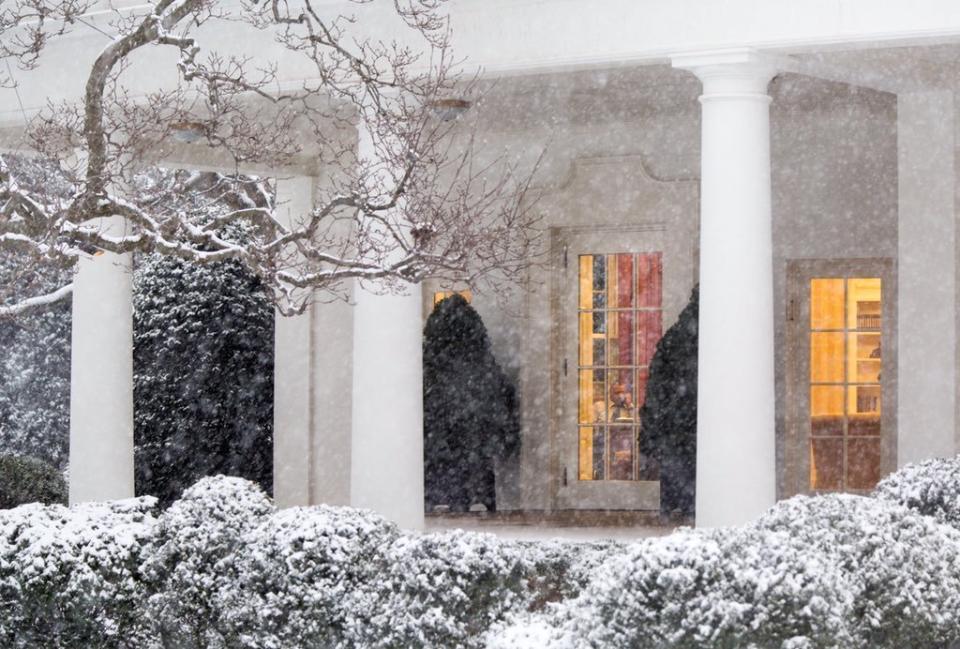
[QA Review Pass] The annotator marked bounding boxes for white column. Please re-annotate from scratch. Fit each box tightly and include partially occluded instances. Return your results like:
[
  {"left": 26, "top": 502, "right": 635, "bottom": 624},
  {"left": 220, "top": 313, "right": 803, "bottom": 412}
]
[
  {"left": 272, "top": 175, "right": 317, "bottom": 508},
  {"left": 350, "top": 125, "right": 424, "bottom": 530},
  {"left": 351, "top": 284, "right": 424, "bottom": 529},
  {"left": 69, "top": 216, "right": 134, "bottom": 504},
  {"left": 897, "top": 91, "right": 956, "bottom": 464},
  {"left": 310, "top": 295, "right": 354, "bottom": 506},
  {"left": 673, "top": 49, "right": 778, "bottom": 528}
]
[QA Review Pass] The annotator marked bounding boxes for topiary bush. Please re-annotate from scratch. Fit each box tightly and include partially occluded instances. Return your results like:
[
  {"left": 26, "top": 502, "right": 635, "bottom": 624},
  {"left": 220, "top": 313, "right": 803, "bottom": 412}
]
[
  {"left": 133, "top": 255, "right": 275, "bottom": 506},
  {"left": 0, "top": 497, "right": 157, "bottom": 648},
  {"left": 0, "top": 454, "right": 67, "bottom": 508},
  {"left": 423, "top": 294, "right": 520, "bottom": 512},
  {"left": 639, "top": 285, "right": 698, "bottom": 516},
  {"left": 873, "top": 456, "right": 960, "bottom": 528},
  {"left": 139, "top": 475, "right": 274, "bottom": 647}
]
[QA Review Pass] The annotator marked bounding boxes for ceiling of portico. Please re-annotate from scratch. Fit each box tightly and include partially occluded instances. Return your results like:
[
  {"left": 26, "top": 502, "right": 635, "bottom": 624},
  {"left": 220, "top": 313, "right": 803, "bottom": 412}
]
[
  {"left": 464, "top": 60, "right": 899, "bottom": 134},
  {"left": 789, "top": 43, "right": 960, "bottom": 93}
]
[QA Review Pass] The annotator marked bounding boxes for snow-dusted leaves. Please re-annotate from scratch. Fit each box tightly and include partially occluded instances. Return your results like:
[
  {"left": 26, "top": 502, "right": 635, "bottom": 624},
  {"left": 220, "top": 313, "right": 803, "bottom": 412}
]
[
  {"left": 4, "top": 461, "right": 960, "bottom": 648},
  {"left": 0, "top": 497, "right": 157, "bottom": 648}
]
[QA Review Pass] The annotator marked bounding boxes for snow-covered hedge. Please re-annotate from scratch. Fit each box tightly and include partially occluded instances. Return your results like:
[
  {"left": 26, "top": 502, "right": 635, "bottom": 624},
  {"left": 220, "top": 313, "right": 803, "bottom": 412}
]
[
  {"left": 498, "top": 494, "right": 960, "bottom": 649},
  {"left": 0, "top": 497, "right": 156, "bottom": 648},
  {"left": 140, "top": 476, "right": 274, "bottom": 646},
  {"left": 874, "top": 456, "right": 960, "bottom": 528},
  {"left": 4, "top": 471, "right": 960, "bottom": 649}
]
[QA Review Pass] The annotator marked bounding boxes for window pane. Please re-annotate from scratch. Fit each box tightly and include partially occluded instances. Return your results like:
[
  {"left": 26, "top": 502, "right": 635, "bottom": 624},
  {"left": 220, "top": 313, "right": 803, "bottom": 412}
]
[
  {"left": 593, "top": 310, "right": 605, "bottom": 335},
  {"left": 636, "top": 311, "right": 662, "bottom": 367},
  {"left": 576, "top": 249, "right": 663, "bottom": 484},
  {"left": 592, "top": 427, "right": 606, "bottom": 480},
  {"left": 578, "top": 426, "right": 607, "bottom": 481},
  {"left": 606, "top": 370, "right": 635, "bottom": 423},
  {"left": 608, "top": 311, "right": 634, "bottom": 366},
  {"left": 847, "top": 437, "right": 881, "bottom": 490},
  {"left": 811, "top": 385, "right": 843, "bottom": 436},
  {"left": 851, "top": 333, "right": 881, "bottom": 383},
  {"left": 847, "top": 278, "right": 881, "bottom": 330},
  {"left": 635, "top": 368, "right": 650, "bottom": 412},
  {"left": 592, "top": 255, "right": 606, "bottom": 292},
  {"left": 848, "top": 416, "right": 880, "bottom": 436},
  {"left": 578, "top": 427, "right": 594, "bottom": 481},
  {"left": 579, "top": 312, "right": 604, "bottom": 367},
  {"left": 811, "top": 278, "right": 844, "bottom": 329},
  {"left": 811, "top": 332, "right": 844, "bottom": 383},
  {"left": 810, "top": 437, "right": 843, "bottom": 491},
  {"left": 848, "top": 385, "right": 880, "bottom": 418},
  {"left": 636, "top": 253, "right": 662, "bottom": 307},
  {"left": 578, "top": 256, "right": 593, "bottom": 310},
  {"left": 579, "top": 370, "right": 605, "bottom": 424},
  {"left": 609, "top": 427, "right": 635, "bottom": 480},
  {"left": 609, "top": 254, "right": 634, "bottom": 308}
]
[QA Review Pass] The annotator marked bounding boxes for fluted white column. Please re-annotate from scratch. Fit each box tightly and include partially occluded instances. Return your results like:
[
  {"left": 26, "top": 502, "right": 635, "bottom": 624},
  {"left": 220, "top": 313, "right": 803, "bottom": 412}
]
[
  {"left": 673, "top": 49, "right": 778, "bottom": 528},
  {"left": 69, "top": 216, "right": 134, "bottom": 504},
  {"left": 350, "top": 126, "right": 424, "bottom": 530}
]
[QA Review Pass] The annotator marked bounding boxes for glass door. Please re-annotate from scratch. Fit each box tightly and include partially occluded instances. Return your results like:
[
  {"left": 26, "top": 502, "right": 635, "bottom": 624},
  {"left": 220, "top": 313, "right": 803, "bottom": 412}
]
[
  {"left": 785, "top": 260, "right": 896, "bottom": 497},
  {"left": 556, "top": 227, "right": 682, "bottom": 511},
  {"left": 576, "top": 252, "right": 663, "bottom": 482},
  {"left": 809, "top": 277, "right": 883, "bottom": 491}
]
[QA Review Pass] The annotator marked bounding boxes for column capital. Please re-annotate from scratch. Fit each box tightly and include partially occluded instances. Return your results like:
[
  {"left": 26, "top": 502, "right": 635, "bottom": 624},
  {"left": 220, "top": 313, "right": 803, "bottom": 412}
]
[{"left": 672, "top": 48, "right": 782, "bottom": 99}]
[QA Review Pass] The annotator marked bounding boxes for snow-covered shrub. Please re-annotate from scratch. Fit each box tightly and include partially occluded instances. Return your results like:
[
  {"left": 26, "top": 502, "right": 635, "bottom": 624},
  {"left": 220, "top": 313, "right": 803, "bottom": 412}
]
[
  {"left": 223, "top": 504, "right": 398, "bottom": 648},
  {"left": 0, "top": 454, "right": 67, "bottom": 508},
  {"left": 755, "top": 494, "right": 960, "bottom": 648},
  {"left": 501, "top": 494, "right": 960, "bottom": 649},
  {"left": 525, "top": 539, "right": 624, "bottom": 609},
  {"left": 140, "top": 475, "right": 273, "bottom": 647},
  {"left": 0, "top": 497, "right": 157, "bottom": 648},
  {"left": 360, "top": 530, "right": 537, "bottom": 648},
  {"left": 508, "top": 530, "right": 740, "bottom": 649},
  {"left": 874, "top": 456, "right": 960, "bottom": 528}
]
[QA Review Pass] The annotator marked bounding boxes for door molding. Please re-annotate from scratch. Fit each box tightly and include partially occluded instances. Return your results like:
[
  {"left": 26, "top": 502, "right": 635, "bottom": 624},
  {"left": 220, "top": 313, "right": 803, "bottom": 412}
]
[{"left": 550, "top": 224, "right": 689, "bottom": 510}]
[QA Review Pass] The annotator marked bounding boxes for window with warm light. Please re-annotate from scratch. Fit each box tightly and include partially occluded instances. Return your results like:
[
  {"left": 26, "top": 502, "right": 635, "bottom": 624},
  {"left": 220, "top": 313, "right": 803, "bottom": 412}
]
[
  {"left": 577, "top": 252, "right": 662, "bottom": 481},
  {"left": 809, "top": 277, "right": 882, "bottom": 491}
]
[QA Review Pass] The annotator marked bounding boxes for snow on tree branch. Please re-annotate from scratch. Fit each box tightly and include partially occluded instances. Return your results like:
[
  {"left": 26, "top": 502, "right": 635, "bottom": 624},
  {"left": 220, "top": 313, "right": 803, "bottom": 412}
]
[
  {"left": 0, "top": 282, "right": 72, "bottom": 317},
  {"left": 0, "top": 0, "right": 544, "bottom": 317}
]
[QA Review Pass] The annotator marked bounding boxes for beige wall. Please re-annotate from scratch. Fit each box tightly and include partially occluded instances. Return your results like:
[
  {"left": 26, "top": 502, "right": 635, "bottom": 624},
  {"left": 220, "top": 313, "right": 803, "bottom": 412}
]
[{"left": 443, "top": 68, "right": 901, "bottom": 511}]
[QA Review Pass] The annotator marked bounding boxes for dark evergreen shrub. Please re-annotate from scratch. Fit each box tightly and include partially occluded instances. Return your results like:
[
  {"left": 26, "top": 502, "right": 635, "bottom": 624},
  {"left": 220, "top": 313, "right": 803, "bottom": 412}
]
[
  {"left": 423, "top": 295, "right": 519, "bottom": 512},
  {"left": 0, "top": 155, "right": 75, "bottom": 471},
  {"left": 0, "top": 306, "right": 71, "bottom": 470},
  {"left": 0, "top": 454, "right": 67, "bottom": 508},
  {"left": 133, "top": 256, "right": 274, "bottom": 506},
  {"left": 640, "top": 285, "right": 698, "bottom": 516}
]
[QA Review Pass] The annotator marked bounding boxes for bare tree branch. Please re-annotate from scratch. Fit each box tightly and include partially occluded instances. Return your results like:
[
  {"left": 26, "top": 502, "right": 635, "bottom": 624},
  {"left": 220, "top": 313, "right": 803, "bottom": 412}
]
[{"left": 1, "top": 0, "right": 545, "bottom": 317}]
